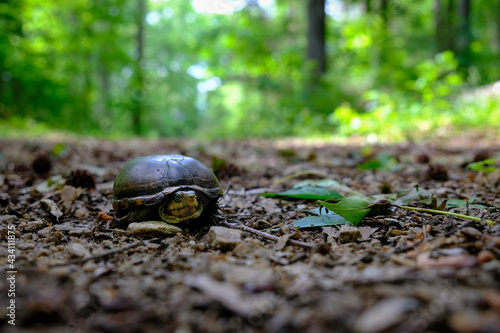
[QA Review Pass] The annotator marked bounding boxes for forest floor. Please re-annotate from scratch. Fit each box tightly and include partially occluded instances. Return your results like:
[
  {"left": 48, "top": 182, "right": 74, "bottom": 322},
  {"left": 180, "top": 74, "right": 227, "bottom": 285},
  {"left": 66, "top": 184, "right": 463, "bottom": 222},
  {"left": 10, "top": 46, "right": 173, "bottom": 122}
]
[{"left": 1, "top": 136, "right": 500, "bottom": 333}]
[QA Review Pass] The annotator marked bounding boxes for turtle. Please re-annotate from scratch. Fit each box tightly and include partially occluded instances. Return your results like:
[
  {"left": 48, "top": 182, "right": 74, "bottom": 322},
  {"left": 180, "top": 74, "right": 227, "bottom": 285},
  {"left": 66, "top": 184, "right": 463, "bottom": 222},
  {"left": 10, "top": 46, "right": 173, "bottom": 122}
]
[{"left": 112, "top": 155, "right": 223, "bottom": 227}]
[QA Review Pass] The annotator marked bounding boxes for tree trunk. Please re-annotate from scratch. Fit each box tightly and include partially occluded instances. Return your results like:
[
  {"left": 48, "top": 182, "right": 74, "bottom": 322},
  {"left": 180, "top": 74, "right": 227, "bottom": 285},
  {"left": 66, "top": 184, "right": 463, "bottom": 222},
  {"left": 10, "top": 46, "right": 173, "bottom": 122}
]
[
  {"left": 496, "top": 1, "right": 500, "bottom": 52},
  {"left": 378, "top": 0, "right": 390, "bottom": 67},
  {"left": 98, "top": 60, "right": 110, "bottom": 120},
  {"left": 133, "top": 0, "right": 146, "bottom": 135},
  {"left": 435, "top": 0, "right": 445, "bottom": 52},
  {"left": 380, "top": 0, "right": 389, "bottom": 26},
  {"left": 365, "top": 0, "right": 372, "bottom": 13},
  {"left": 446, "top": 0, "right": 456, "bottom": 51},
  {"left": 457, "top": 0, "right": 471, "bottom": 67},
  {"left": 307, "top": 0, "right": 326, "bottom": 76}
]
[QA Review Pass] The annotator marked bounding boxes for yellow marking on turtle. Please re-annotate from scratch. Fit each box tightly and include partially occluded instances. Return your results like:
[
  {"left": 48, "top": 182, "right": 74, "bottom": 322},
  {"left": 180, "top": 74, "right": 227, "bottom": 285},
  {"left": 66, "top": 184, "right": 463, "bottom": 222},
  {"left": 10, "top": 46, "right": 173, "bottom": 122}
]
[{"left": 159, "top": 190, "right": 203, "bottom": 223}]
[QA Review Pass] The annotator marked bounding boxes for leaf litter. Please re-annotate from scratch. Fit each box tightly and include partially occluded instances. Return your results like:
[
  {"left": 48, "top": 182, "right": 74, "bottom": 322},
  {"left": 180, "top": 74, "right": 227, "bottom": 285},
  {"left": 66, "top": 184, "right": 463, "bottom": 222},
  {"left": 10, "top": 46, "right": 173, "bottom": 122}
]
[{"left": 0, "top": 138, "right": 500, "bottom": 332}]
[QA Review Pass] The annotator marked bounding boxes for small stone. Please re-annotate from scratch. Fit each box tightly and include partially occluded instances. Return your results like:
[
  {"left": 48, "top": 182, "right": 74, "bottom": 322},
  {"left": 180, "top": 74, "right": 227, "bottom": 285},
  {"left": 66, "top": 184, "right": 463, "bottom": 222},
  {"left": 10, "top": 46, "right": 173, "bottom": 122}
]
[
  {"left": 54, "top": 223, "right": 74, "bottom": 234},
  {"left": 19, "top": 220, "right": 49, "bottom": 233},
  {"left": 0, "top": 215, "right": 18, "bottom": 223},
  {"left": 460, "top": 227, "right": 482, "bottom": 240},
  {"left": 338, "top": 226, "right": 362, "bottom": 244},
  {"left": 126, "top": 221, "right": 181, "bottom": 238},
  {"left": 233, "top": 238, "right": 268, "bottom": 258},
  {"left": 75, "top": 208, "right": 89, "bottom": 218},
  {"left": 477, "top": 250, "right": 495, "bottom": 263},
  {"left": 44, "top": 231, "right": 65, "bottom": 244},
  {"left": 68, "top": 227, "right": 93, "bottom": 237},
  {"left": 353, "top": 297, "right": 420, "bottom": 333},
  {"left": 37, "top": 226, "right": 54, "bottom": 238},
  {"left": 67, "top": 242, "right": 92, "bottom": 259},
  {"left": 207, "top": 226, "right": 242, "bottom": 252}
]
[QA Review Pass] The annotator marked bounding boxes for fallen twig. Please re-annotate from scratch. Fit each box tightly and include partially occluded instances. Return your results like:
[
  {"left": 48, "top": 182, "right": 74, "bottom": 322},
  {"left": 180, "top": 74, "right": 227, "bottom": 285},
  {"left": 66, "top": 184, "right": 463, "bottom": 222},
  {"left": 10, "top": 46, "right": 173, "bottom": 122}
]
[
  {"left": 396, "top": 205, "right": 496, "bottom": 226},
  {"left": 221, "top": 221, "right": 314, "bottom": 249}
]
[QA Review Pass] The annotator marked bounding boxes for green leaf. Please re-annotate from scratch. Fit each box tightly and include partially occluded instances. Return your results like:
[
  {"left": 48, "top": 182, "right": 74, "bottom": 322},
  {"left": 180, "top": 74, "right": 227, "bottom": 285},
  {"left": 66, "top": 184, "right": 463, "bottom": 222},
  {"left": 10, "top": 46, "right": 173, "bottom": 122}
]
[
  {"left": 261, "top": 186, "right": 343, "bottom": 200},
  {"left": 357, "top": 153, "right": 401, "bottom": 171},
  {"left": 446, "top": 198, "right": 487, "bottom": 209},
  {"left": 320, "top": 196, "right": 372, "bottom": 226},
  {"left": 466, "top": 159, "right": 497, "bottom": 173},
  {"left": 292, "top": 214, "right": 348, "bottom": 230}
]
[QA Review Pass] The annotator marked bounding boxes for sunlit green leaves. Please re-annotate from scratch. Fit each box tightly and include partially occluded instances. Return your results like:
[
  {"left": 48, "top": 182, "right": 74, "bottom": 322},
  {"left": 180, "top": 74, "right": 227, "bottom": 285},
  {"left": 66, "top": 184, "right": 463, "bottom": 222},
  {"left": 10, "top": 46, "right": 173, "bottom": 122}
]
[{"left": 466, "top": 159, "right": 497, "bottom": 174}]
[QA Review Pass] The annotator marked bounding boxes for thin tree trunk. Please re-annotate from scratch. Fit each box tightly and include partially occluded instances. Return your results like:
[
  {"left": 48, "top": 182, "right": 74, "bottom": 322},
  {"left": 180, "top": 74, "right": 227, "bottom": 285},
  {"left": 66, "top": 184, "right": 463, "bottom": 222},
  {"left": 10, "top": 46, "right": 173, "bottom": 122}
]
[
  {"left": 380, "top": 0, "right": 389, "bottom": 26},
  {"left": 446, "top": 0, "right": 456, "bottom": 51},
  {"left": 98, "top": 60, "right": 110, "bottom": 119},
  {"left": 365, "top": 0, "right": 372, "bottom": 13},
  {"left": 435, "top": 0, "right": 446, "bottom": 52},
  {"left": 457, "top": 0, "right": 471, "bottom": 67},
  {"left": 133, "top": 0, "right": 146, "bottom": 135},
  {"left": 307, "top": 0, "right": 326, "bottom": 76},
  {"left": 378, "top": 0, "right": 390, "bottom": 67},
  {"left": 496, "top": 1, "right": 500, "bottom": 51}
]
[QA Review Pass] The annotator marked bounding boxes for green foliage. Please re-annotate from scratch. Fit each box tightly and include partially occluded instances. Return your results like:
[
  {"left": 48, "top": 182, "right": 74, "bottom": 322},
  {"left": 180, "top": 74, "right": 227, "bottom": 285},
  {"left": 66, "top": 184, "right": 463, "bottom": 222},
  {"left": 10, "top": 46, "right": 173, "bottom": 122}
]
[
  {"left": 320, "top": 197, "right": 372, "bottom": 226},
  {"left": 1, "top": 0, "right": 500, "bottom": 139},
  {"left": 357, "top": 153, "right": 400, "bottom": 171},
  {"left": 292, "top": 213, "right": 348, "bottom": 230},
  {"left": 466, "top": 159, "right": 497, "bottom": 174},
  {"left": 265, "top": 180, "right": 497, "bottom": 227}
]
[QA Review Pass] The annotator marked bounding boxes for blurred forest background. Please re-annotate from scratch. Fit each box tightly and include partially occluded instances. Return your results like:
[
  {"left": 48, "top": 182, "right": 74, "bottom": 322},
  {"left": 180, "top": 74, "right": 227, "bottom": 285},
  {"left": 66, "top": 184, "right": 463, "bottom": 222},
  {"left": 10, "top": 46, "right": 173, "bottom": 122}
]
[{"left": 1, "top": 0, "right": 499, "bottom": 142}]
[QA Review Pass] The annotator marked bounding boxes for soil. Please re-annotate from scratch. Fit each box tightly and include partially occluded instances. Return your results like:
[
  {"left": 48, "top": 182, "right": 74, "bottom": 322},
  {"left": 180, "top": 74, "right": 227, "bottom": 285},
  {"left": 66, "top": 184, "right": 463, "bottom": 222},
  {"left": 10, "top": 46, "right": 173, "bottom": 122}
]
[{"left": 1, "top": 137, "right": 500, "bottom": 333}]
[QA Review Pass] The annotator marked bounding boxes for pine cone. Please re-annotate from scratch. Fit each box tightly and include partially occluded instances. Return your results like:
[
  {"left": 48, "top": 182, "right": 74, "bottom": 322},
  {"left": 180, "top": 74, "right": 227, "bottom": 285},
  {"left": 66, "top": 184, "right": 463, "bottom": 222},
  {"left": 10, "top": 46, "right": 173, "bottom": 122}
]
[
  {"left": 32, "top": 153, "right": 53, "bottom": 175},
  {"left": 66, "top": 169, "right": 96, "bottom": 189},
  {"left": 425, "top": 164, "right": 449, "bottom": 181}
]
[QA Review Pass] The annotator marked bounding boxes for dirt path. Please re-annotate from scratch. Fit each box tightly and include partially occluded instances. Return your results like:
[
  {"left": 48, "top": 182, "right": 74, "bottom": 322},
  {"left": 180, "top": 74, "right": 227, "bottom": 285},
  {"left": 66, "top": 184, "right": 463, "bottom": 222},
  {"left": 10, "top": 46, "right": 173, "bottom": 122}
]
[{"left": 1, "top": 138, "right": 499, "bottom": 332}]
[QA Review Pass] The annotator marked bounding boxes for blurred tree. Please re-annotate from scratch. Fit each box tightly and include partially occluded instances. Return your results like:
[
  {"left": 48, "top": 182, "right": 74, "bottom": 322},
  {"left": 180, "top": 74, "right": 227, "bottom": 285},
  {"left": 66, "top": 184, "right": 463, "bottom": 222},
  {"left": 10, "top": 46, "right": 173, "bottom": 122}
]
[
  {"left": 133, "top": 0, "right": 146, "bottom": 135},
  {"left": 0, "top": 0, "right": 24, "bottom": 118},
  {"left": 307, "top": 0, "right": 326, "bottom": 76},
  {"left": 1, "top": 0, "right": 499, "bottom": 139},
  {"left": 364, "top": 0, "right": 373, "bottom": 13},
  {"left": 456, "top": 0, "right": 471, "bottom": 68},
  {"left": 435, "top": 0, "right": 445, "bottom": 51}
]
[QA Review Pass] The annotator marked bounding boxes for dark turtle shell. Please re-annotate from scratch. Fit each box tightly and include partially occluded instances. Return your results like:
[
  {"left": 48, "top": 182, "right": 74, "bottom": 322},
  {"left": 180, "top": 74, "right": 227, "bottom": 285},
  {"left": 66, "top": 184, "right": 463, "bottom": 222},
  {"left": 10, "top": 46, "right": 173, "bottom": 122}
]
[{"left": 112, "top": 155, "right": 222, "bottom": 217}]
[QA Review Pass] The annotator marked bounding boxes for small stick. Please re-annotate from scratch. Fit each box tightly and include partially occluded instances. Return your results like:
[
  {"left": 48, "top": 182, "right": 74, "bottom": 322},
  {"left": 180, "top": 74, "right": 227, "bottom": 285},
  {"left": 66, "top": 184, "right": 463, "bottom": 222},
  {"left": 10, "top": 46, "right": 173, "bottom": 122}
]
[
  {"left": 396, "top": 205, "right": 496, "bottom": 226},
  {"left": 222, "top": 221, "right": 314, "bottom": 249}
]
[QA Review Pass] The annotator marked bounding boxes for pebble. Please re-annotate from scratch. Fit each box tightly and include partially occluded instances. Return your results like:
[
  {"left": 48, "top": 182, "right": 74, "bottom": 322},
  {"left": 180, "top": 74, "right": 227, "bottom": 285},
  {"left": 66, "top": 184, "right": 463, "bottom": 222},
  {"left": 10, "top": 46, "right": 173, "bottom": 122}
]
[
  {"left": 54, "top": 224, "right": 74, "bottom": 234},
  {"left": 68, "top": 227, "right": 93, "bottom": 237},
  {"left": 461, "top": 227, "right": 482, "bottom": 240},
  {"left": 352, "top": 297, "right": 420, "bottom": 333},
  {"left": 126, "top": 221, "right": 181, "bottom": 238},
  {"left": 0, "top": 215, "right": 18, "bottom": 223},
  {"left": 233, "top": 238, "right": 268, "bottom": 258},
  {"left": 37, "top": 226, "right": 54, "bottom": 238},
  {"left": 19, "top": 220, "right": 48, "bottom": 233},
  {"left": 67, "top": 242, "right": 92, "bottom": 259},
  {"left": 44, "top": 231, "right": 65, "bottom": 244},
  {"left": 477, "top": 250, "right": 495, "bottom": 263},
  {"left": 207, "top": 226, "right": 242, "bottom": 251},
  {"left": 338, "top": 226, "right": 362, "bottom": 244}
]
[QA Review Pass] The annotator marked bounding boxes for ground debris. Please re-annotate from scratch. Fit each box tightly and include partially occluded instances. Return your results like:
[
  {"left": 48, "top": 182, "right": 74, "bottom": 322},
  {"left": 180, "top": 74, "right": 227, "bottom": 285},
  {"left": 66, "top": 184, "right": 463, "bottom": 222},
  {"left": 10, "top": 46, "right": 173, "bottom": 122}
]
[
  {"left": 184, "top": 274, "right": 257, "bottom": 317},
  {"left": 1, "top": 138, "right": 500, "bottom": 332}
]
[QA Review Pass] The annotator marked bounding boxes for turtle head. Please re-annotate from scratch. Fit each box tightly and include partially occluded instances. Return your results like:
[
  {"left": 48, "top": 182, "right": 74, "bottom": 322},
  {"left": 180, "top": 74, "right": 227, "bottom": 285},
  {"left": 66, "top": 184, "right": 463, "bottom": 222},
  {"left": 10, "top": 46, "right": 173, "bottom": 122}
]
[{"left": 158, "top": 190, "right": 203, "bottom": 223}]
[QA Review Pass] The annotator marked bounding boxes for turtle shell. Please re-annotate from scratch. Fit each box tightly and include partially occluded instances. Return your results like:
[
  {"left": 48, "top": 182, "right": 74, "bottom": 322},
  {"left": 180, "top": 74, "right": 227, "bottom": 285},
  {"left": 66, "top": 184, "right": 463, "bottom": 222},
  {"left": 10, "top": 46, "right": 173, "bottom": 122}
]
[{"left": 112, "top": 155, "right": 222, "bottom": 216}]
